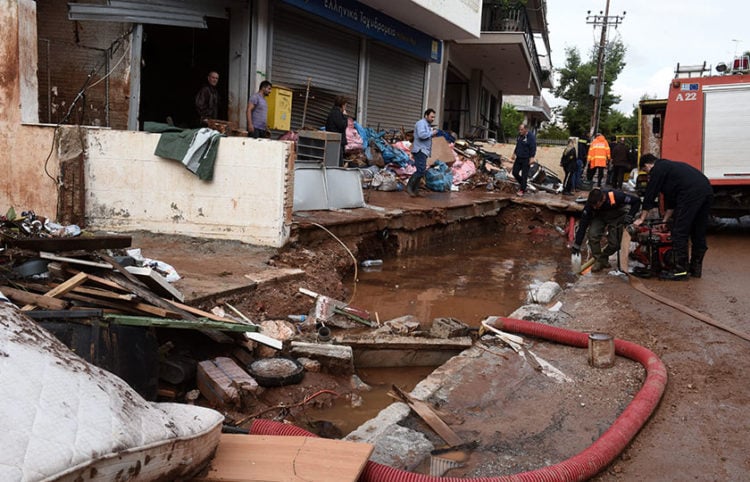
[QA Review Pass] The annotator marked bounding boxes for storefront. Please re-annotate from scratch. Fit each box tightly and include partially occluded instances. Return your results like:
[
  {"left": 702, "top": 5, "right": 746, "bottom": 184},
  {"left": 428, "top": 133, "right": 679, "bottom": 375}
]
[{"left": 269, "top": 0, "right": 441, "bottom": 132}]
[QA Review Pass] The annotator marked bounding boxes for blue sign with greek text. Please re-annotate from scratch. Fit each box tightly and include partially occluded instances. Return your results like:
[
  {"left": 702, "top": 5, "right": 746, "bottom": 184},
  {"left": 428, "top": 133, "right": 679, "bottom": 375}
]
[{"left": 281, "top": 0, "right": 442, "bottom": 62}]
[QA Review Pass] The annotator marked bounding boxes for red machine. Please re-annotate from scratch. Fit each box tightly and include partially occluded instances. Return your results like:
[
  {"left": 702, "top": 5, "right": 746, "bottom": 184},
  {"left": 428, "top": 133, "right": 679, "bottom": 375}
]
[
  {"left": 639, "top": 56, "right": 750, "bottom": 217},
  {"left": 627, "top": 222, "right": 674, "bottom": 278}
]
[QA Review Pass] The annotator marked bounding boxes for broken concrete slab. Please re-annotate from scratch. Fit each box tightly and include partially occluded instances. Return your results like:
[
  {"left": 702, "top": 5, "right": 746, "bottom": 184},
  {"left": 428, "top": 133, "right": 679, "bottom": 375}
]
[
  {"left": 338, "top": 333, "right": 473, "bottom": 368},
  {"left": 290, "top": 341, "right": 354, "bottom": 374}
]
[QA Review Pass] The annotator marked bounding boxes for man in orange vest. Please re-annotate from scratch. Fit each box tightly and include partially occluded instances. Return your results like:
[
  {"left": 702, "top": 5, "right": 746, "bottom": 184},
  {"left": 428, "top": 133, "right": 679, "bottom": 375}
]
[
  {"left": 571, "top": 188, "right": 641, "bottom": 272},
  {"left": 587, "top": 133, "right": 611, "bottom": 188}
]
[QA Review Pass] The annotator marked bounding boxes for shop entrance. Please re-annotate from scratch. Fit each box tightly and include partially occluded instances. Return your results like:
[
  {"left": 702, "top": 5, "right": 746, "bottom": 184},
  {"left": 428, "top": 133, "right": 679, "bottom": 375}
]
[{"left": 139, "top": 18, "right": 229, "bottom": 129}]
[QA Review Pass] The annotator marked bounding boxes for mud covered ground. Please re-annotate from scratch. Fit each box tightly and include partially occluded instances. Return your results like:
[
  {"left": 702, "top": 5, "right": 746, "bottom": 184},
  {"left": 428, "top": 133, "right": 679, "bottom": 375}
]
[{"left": 132, "top": 209, "right": 750, "bottom": 480}]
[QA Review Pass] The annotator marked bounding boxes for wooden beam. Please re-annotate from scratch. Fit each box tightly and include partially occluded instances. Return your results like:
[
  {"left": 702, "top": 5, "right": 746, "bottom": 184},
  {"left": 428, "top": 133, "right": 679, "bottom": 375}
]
[
  {"left": 0, "top": 286, "right": 68, "bottom": 310},
  {"left": 21, "top": 271, "right": 87, "bottom": 311},
  {"left": 103, "top": 314, "right": 259, "bottom": 332}
]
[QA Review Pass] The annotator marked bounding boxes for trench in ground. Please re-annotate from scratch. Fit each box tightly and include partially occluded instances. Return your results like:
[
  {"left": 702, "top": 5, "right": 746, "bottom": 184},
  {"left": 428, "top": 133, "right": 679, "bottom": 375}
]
[{"left": 300, "top": 224, "right": 578, "bottom": 436}]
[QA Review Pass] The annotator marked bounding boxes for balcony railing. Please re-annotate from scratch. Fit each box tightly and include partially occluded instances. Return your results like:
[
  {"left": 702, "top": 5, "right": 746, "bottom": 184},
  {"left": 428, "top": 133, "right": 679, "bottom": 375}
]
[{"left": 481, "top": 2, "right": 543, "bottom": 86}]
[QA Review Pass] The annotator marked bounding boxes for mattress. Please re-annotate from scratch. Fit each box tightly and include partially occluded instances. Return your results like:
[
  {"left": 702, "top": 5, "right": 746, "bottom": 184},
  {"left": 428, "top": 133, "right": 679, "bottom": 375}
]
[{"left": 0, "top": 299, "right": 223, "bottom": 481}]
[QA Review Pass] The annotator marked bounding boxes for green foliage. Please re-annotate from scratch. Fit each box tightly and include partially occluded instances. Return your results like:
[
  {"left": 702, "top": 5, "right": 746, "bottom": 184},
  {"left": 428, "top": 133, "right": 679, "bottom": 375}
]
[
  {"left": 537, "top": 123, "right": 569, "bottom": 140},
  {"left": 501, "top": 103, "right": 524, "bottom": 141},
  {"left": 552, "top": 40, "right": 636, "bottom": 138}
]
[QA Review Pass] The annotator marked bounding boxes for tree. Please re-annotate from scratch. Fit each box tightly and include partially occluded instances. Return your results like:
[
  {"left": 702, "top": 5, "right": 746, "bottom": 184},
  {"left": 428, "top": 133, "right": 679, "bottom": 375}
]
[
  {"left": 501, "top": 103, "right": 524, "bottom": 141},
  {"left": 537, "top": 123, "right": 569, "bottom": 140},
  {"left": 552, "top": 39, "right": 630, "bottom": 138}
]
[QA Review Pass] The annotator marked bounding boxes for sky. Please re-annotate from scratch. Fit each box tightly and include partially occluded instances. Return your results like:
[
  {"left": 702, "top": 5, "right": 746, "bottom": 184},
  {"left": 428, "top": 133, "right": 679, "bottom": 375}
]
[{"left": 543, "top": 0, "right": 750, "bottom": 114}]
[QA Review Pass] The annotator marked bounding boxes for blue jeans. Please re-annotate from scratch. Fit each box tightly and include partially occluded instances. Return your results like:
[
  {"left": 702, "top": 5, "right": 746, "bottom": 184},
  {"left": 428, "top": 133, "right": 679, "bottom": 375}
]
[
  {"left": 575, "top": 159, "right": 583, "bottom": 189},
  {"left": 413, "top": 150, "right": 428, "bottom": 178}
]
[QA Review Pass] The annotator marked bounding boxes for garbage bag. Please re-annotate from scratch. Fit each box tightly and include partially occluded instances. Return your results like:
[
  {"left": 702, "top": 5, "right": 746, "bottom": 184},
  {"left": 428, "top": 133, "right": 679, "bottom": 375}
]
[{"left": 424, "top": 161, "right": 454, "bottom": 192}]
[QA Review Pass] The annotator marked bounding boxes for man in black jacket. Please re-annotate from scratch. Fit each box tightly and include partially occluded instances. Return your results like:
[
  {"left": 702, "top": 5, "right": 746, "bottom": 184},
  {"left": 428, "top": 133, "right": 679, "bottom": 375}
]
[
  {"left": 325, "top": 96, "right": 349, "bottom": 166},
  {"left": 633, "top": 154, "right": 713, "bottom": 280},
  {"left": 571, "top": 188, "right": 641, "bottom": 272}
]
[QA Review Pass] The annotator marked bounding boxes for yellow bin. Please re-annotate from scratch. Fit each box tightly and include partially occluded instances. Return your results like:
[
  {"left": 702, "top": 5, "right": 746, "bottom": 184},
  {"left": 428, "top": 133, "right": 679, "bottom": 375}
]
[{"left": 267, "top": 86, "right": 292, "bottom": 131}]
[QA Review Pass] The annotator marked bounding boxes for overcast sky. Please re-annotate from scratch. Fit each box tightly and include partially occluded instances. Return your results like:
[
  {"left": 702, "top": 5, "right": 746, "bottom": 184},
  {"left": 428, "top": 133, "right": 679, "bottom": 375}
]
[{"left": 543, "top": 0, "right": 750, "bottom": 114}]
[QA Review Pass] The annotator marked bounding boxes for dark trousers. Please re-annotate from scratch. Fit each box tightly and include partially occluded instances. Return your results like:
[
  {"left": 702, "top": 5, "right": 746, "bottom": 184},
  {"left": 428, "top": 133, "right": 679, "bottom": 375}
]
[
  {"left": 512, "top": 157, "right": 530, "bottom": 191},
  {"left": 672, "top": 193, "right": 713, "bottom": 267},
  {"left": 592, "top": 166, "right": 605, "bottom": 187},
  {"left": 562, "top": 165, "right": 575, "bottom": 193},
  {"left": 611, "top": 165, "right": 628, "bottom": 189}
]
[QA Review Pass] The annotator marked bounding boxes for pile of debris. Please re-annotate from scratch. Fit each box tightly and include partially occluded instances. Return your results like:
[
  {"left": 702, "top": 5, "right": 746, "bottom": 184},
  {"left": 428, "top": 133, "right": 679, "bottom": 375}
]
[{"left": 1, "top": 209, "right": 475, "bottom": 432}]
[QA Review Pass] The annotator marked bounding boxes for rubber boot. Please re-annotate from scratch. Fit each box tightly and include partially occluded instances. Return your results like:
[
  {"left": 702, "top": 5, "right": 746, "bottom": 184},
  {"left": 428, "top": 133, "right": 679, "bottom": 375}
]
[
  {"left": 689, "top": 253, "right": 705, "bottom": 278},
  {"left": 406, "top": 175, "right": 421, "bottom": 197},
  {"left": 660, "top": 254, "right": 689, "bottom": 281}
]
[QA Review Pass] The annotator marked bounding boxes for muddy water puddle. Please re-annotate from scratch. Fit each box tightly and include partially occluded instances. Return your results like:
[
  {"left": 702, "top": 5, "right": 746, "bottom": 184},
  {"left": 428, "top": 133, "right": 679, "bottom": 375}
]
[
  {"left": 349, "top": 232, "right": 577, "bottom": 328},
  {"left": 306, "top": 232, "right": 576, "bottom": 435}
]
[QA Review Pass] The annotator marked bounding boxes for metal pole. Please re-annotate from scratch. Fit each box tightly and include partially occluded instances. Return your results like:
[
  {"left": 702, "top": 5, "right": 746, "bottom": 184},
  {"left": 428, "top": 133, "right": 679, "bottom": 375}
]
[{"left": 590, "top": 0, "right": 610, "bottom": 137}]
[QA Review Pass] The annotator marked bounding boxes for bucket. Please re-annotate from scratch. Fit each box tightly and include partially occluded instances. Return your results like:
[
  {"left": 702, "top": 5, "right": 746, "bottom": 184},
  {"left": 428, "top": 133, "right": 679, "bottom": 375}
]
[{"left": 588, "top": 332, "right": 615, "bottom": 368}]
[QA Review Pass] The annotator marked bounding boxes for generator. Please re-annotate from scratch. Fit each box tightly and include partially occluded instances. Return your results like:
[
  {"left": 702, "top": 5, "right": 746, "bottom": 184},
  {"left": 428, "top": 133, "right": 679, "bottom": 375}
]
[{"left": 627, "top": 221, "right": 675, "bottom": 278}]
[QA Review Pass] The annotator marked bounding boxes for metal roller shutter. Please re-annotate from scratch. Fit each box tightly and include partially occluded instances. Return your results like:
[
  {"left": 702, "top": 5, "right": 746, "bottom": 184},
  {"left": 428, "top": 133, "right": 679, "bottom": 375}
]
[
  {"left": 366, "top": 43, "right": 426, "bottom": 132},
  {"left": 271, "top": 7, "right": 360, "bottom": 130},
  {"left": 703, "top": 84, "right": 750, "bottom": 179}
]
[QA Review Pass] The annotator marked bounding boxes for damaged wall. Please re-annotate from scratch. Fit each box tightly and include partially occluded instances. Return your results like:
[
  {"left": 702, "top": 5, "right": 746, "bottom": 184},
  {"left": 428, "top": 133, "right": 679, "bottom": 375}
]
[
  {"left": 36, "top": 0, "right": 132, "bottom": 128},
  {"left": 1, "top": 0, "right": 60, "bottom": 218},
  {"left": 84, "top": 131, "right": 294, "bottom": 247}
]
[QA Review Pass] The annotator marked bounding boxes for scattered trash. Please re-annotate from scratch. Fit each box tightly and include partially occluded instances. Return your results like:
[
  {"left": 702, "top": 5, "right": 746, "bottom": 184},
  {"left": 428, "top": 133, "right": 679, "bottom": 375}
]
[{"left": 360, "top": 259, "right": 383, "bottom": 267}]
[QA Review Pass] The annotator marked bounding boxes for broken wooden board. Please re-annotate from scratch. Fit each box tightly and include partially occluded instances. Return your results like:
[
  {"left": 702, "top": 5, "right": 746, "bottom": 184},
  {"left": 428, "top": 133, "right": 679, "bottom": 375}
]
[
  {"left": 39, "top": 251, "right": 113, "bottom": 269},
  {"left": 21, "top": 271, "right": 87, "bottom": 311},
  {"left": 196, "top": 357, "right": 259, "bottom": 410},
  {"left": 0, "top": 285, "right": 69, "bottom": 310},
  {"left": 195, "top": 434, "right": 374, "bottom": 482},
  {"left": 124, "top": 265, "right": 184, "bottom": 302},
  {"left": 0, "top": 233, "right": 131, "bottom": 251},
  {"left": 391, "top": 385, "right": 463, "bottom": 447},
  {"left": 104, "top": 314, "right": 259, "bottom": 333}
]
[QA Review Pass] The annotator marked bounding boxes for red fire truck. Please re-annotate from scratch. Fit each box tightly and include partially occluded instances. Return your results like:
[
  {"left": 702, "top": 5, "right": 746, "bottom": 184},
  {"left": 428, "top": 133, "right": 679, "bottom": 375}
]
[{"left": 639, "top": 57, "right": 750, "bottom": 217}]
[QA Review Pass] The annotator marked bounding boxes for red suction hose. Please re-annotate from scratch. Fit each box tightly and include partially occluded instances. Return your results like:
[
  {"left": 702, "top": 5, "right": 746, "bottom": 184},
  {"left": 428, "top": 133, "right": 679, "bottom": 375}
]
[{"left": 250, "top": 317, "right": 667, "bottom": 481}]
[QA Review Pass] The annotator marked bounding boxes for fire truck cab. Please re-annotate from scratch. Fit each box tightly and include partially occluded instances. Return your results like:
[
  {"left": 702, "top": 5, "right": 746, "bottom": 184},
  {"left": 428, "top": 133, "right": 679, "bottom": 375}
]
[{"left": 639, "top": 58, "right": 750, "bottom": 217}]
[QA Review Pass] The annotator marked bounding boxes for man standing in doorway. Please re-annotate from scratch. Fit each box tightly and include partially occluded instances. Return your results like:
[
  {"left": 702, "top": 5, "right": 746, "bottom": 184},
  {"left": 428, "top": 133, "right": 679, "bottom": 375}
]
[
  {"left": 195, "top": 71, "right": 220, "bottom": 126},
  {"left": 247, "top": 80, "right": 272, "bottom": 138},
  {"left": 511, "top": 123, "right": 536, "bottom": 196},
  {"left": 408, "top": 108, "right": 437, "bottom": 197}
]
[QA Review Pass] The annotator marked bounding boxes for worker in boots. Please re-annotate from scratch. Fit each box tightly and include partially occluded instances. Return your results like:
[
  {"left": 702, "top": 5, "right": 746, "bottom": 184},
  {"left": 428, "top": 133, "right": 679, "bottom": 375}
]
[
  {"left": 587, "top": 133, "right": 610, "bottom": 188},
  {"left": 571, "top": 188, "right": 642, "bottom": 273},
  {"left": 634, "top": 154, "right": 713, "bottom": 280},
  {"left": 408, "top": 108, "right": 437, "bottom": 197}
]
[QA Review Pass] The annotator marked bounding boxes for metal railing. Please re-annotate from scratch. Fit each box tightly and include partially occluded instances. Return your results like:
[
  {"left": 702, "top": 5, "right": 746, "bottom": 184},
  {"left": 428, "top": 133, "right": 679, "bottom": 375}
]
[{"left": 480, "top": 3, "right": 543, "bottom": 85}]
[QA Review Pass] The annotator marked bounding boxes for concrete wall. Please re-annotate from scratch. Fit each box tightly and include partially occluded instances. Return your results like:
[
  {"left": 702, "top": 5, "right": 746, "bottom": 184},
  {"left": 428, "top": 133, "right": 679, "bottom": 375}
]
[
  {"left": 85, "top": 131, "right": 294, "bottom": 247},
  {"left": 0, "top": 0, "right": 60, "bottom": 218},
  {"left": 413, "top": 0, "right": 481, "bottom": 38}
]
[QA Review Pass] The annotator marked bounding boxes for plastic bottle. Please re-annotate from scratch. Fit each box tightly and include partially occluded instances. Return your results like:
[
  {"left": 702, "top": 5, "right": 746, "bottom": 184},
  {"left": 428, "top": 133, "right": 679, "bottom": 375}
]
[
  {"left": 287, "top": 314, "right": 307, "bottom": 323},
  {"left": 360, "top": 259, "right": 383, "bottom": 267}
]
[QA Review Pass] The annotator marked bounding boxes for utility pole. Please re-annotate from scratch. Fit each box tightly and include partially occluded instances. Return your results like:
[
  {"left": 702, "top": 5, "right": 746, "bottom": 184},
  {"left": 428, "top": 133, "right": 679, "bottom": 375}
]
[{"left": 586, "top": 1, "right": 625, "bottom": 137}]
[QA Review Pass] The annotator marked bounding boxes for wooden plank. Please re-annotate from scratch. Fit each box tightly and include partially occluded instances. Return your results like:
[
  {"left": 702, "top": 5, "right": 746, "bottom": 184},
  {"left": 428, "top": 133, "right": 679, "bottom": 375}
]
[
  {"left": 83, "top": 272, "right": 132, "bottom": 292},
  {"left": 21, "top": 271, "right": 88, "bottom": 311},
  {"left": 0, "top": 233, "right": 131, "bottom": 251},
  {"left": 195, "top": 434, "right": 374, "bottom": 482},
  {"left": 0, "top": 286, "right": 68, "bottom": 310},
  {"left": 61, "top": 292, "right": 178, "bottom": 318},
  {"left": 391, "top": 385, "right": 463, "bottom": 447},
  {"left": 39, "top": 251, "right": 114, "bottom": 269},
  {"left": 124, "top": 265, "right": 184, "bottom": 302},
  {"left": 104, "top": 314, "right": 259, "bottom": 333}
]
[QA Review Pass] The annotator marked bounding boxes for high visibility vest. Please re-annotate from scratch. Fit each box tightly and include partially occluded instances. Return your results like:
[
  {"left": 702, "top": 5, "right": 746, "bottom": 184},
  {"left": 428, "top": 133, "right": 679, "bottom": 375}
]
[
  {"left": 608, "top": 191, "right": 616, "bottom": 206},
  {"left": 587, "top": 136, "right": 610, "bottom": 169}
]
